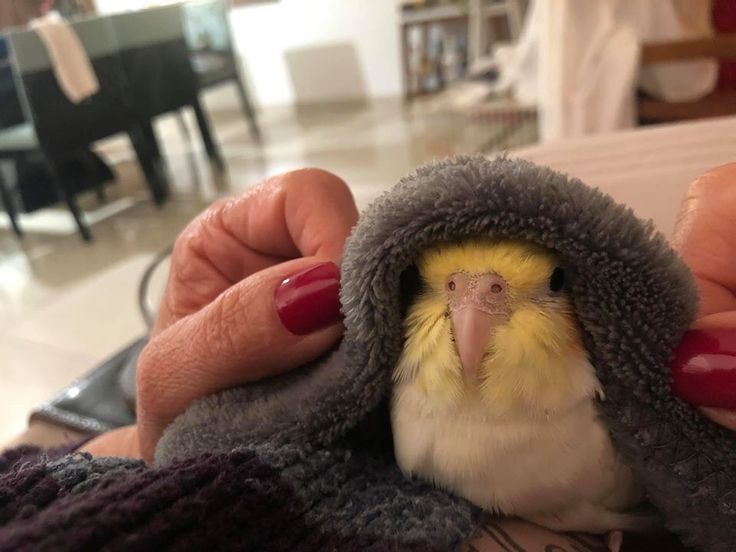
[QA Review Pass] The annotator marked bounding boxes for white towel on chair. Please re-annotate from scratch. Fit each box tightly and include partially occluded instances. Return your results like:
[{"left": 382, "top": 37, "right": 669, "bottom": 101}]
[{"left": 30, "top": 11, "right": 99, "bottom": 104}]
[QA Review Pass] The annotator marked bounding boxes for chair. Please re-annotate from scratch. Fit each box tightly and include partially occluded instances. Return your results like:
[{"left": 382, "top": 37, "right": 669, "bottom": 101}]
[
  {"left": 0, "top": 17, "right": 167, "bottom": 241},
  {"left": 0, "top": 36, "right": 24, "bottom": 128},
  {"left": 638, "top": 33, "right": 736, "bottom": 123},
  {"left": 110, "top": 5, "right": 225, "bottom": 170},
  {"left": 182, "top": 0, "right": 260, "bottom": 141},
  {"left": 0, "top": 34, "right": 25, "bottom": 236}
]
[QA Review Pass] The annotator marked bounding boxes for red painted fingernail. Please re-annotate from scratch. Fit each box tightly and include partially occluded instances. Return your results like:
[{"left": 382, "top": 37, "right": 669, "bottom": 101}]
[
  {"left": 275, "top": 262, "right": 342, "bottom": 335},
  {"left": 671, "top": 328, "right": 736, "bottom": 409}
]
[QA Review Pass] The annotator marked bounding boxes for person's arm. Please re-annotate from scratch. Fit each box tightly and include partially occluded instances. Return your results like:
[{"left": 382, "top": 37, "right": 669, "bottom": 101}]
[{"left": 468, "top": 518, "right": 607, "bottom": 551}]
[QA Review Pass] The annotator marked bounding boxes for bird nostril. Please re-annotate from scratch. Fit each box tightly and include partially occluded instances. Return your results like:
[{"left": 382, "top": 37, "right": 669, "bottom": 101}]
[{"left": 490, "top": 283, "right": 503, "bottom": 294}]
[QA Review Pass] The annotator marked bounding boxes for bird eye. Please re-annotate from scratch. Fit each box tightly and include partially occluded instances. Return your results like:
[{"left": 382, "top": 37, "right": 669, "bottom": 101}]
[
  {"left": 549, "top": 267, "right": 565, "bottom": 292},
  {"left": 447, "top": 280, "right": 456, "bottom": 291},
  {"left": 490, "top": 283, "right": 503, "bottom": 294}
]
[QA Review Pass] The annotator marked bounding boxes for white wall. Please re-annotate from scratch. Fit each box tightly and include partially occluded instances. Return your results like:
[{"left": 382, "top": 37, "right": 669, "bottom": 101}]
[
  {"left": 94, "top": 0, "right": 178, "bottom": 14},
  {"left": 230, "top": 0, "right": 403, "bottom": 107},
  {"left": 95, "top": 0, "right": 404, "bottom": 108}
]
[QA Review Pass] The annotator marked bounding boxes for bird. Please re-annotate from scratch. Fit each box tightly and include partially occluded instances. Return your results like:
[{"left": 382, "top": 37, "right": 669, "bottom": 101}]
[{"left": 391, "top": 238, "right": 649, "bottom": 535}]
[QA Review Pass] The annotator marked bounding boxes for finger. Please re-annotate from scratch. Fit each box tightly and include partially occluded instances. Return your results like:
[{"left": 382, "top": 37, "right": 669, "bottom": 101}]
[
  {"left": 674, "top": 311, "right": 736, "bottom": 431},
  {"left": 700, "top": 407, "right": 736, "bottom": 431},
  {"left": 137, "top": 258, "right": 342, "bottom": 462},
  {"left": 672, "top": 163, "right": 736, "bottom": 317},
  {"left": 175, "top": 168, "right": 358, "bottom": 285},
  {"left": 671, "top": 164, "right": 736, "bottom": 431},
  {"left": 79, "top": 425, "right": 141, "bottom": 458},
  {"left": 154, "top": 169, "right": 358, "bottom": 335}
]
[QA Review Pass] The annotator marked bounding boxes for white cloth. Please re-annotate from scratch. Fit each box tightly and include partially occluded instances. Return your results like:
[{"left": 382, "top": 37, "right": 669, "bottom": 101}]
[
  {"left": 619, "top": 0, "right": 718, "bottom": 103},
  {"left": 30, "top": 11, "right": 99, "bottom": 104},
  {"left": 494, "top": 0, "right": 717, "bottom": 140}
]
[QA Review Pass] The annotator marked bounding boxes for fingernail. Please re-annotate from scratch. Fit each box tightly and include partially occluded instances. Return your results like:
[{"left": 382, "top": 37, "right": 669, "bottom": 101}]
[
  {"left": 671, "top": 328, "right": 736, "bottom": 409},
  {"left": 275, "top": 262, "right": 342, "bottom": 335}
]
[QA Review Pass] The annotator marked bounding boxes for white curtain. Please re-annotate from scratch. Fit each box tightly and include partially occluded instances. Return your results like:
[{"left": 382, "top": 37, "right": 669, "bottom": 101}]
[{"left": 499, "top": 0, "right": 717, "bottom": 140}]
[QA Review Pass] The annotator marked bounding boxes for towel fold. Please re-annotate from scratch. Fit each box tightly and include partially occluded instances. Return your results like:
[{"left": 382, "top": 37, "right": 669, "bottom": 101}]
[
  {"left": 156, "top": 156, "right": 736, "bottom": 551},
  {"left": 30, "top": 11, "right": 99, "bottom": 104}
]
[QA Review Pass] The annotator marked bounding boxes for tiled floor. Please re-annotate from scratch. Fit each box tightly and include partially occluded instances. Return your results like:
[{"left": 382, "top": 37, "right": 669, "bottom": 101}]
[{"left": 0, "top": 90, "right": 537, "bottom": 444}]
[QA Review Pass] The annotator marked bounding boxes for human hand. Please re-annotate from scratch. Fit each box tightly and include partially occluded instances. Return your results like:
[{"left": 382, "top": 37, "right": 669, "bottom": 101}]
[
  {"left": 670, "top": 163, "right": 736, "bottom": 430},
  {"left": 82, "top": 169, "right": 358, "bottom": 461}
]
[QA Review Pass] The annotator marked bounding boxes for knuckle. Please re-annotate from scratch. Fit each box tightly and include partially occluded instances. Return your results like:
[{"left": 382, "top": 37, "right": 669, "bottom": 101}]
[
  {"left": 692, "top": 163, "right": 736, "bottom": 193},
  {"left": 135, "top": 340, "right": 166, "bottom": 411},
  {"left": 282, "top": 167, "right": 351, "bottom": 196},
  {"left": 206, "top": 290, "right": 242, "bottom": 360},
  {"left": 136, "top": 328, "right": 193, "bottom": 426},
  {"left": 172, "top": 198, "right": 231, "bottom": 258},
  {"left": 207, "top": 282, "right": 272, "bottom": 363}
]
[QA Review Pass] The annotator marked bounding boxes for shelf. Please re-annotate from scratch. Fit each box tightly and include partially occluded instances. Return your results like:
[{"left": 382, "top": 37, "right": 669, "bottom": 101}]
[{"left": 400, "top": 4, "right": 468, "bottom": 26}]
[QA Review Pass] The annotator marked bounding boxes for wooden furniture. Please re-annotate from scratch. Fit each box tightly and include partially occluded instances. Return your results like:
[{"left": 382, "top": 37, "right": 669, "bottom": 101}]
[
  {"left": 400, "top": 3, "right": 466, "bottom": 98},
  {"left": 55, "top": 0, "right": 96, "bottom": 18},
  {"left": 0, "top": 35, "right": 24, "bottom": 128},
  {"left": 0, "top": 17, "right": 166, "bottom": 241},
  {"left": 110, "top": 5, "right": 225, "bottom": 170},
  {"left": 0, "top": 5, "right": 240, "bottom": 241},
  {"left": 467, "top": 0, "right": 523, "bottom": 72},
  {"left": 182, "top": 0, "right": 260, "bottom": 141},
  {"left": 399, "top": 0, "right": 524, "bottom": 98},
  {"left": 638, "top": 34, "right": 736, "bottom": 123}
]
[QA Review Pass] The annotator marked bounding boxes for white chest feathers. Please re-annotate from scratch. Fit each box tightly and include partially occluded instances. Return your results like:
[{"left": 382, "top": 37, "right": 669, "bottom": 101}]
[{"left": 391, "top": 382, "right": 644, "bottom": 531}]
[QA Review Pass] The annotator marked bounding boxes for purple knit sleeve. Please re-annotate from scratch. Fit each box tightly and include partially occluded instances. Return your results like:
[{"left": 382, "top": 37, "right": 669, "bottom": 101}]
[
  {"left": 0, "top": 444, "right": 85, "bottom": 530},
  {"left": 0, "top": 441, "right": 86, "bottom": 477},
  {"left": 0, "top": 448, "right": 310, "bottom": 551},
  {"left": 0, "top": 444, "right": 450, "bottom": 551}
]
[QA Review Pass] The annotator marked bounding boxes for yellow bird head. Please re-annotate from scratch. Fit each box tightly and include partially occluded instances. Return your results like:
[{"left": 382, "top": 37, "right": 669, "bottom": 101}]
[{"left": 394, "top": 239, "right": 601, "bottom": 416}]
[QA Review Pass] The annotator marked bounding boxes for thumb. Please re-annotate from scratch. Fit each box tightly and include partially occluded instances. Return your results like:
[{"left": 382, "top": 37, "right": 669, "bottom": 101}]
[{"left": 136, "top": 259, "right": 342, "bottom": 460}]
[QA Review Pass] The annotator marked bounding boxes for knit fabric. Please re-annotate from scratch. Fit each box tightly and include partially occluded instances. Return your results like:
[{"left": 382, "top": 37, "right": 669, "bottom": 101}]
[
  {"left": 160, "top": 155, "right": 733, "bottom": 550},
  {"left": 1, "top": 156, "right": 731, "bottom": 550},
  {"left": 0, "top": 444, "right": 475, "bottom": 551}
]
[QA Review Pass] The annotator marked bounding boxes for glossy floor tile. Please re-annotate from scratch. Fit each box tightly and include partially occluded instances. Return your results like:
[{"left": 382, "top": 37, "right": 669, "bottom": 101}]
[{"left": 0, "top": 91, "right": 536, "bottom": 443}]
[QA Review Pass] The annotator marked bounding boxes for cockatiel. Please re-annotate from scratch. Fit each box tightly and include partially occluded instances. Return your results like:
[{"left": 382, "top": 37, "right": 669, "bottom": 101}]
[{"left": 391, "top": 239, "right": 647, "bottom": 534}]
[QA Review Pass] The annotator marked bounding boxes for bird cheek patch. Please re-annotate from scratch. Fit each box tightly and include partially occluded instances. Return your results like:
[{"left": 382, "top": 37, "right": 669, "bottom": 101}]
[
  {"left": 478, "top": 308, "right": 590, "bottom": 412},
  {"left": 414, "top": 344, "right": 464, "bottom": 403},
  {"left": 502, "top": 309, "right": 568, "bottom": 359}
]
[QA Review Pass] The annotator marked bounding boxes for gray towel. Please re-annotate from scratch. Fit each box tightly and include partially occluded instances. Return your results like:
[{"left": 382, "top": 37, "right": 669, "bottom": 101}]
[{"left": 157, "top": 155, "right": 735, "bottom": 551}]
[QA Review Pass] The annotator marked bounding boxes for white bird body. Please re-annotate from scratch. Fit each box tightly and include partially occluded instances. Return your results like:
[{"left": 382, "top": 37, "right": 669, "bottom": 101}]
[
  {"left": 391, "top": 240, "right": 649, "bottom": 533},
  {"left": 392, "top": 371, "right": 645, "bottom": 533}
]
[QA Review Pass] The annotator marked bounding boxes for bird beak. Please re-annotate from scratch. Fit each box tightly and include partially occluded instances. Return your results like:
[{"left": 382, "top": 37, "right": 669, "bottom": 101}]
[{"left": 451, "top": 307, "right": 498, "bottom": 381}]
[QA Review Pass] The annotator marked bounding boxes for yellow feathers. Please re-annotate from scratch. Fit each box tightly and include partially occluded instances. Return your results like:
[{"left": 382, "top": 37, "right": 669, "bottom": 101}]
[
  {"left": 480, "top": 305, "right": 592, "bottom": 414},
  {"left": 396, "top": 239, "right": 599, "bottom": 416},
  {"left": 419, "top": 239, "right": 558, "bottom": 305},
  {"left": 395, "top": 293, "right": 463, "bottom": 402}
]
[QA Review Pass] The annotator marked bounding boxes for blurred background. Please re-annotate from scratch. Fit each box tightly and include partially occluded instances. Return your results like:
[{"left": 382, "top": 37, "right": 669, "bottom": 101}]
[{"left": 1, "top": 0, "right": 735, "bottom": 444}]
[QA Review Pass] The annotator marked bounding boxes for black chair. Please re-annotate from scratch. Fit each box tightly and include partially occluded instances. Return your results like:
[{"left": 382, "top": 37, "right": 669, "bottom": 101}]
[
  {"left": 0, "top": 36, "right": 24, "bottom": 128},
  {"left": 0, "top": 34, "right": 26, "bottom": 237},
  {"left": 182, "top": 0, "right": 260, "bottom": 142},
  {"left": 0, "top": 17, "right": 167, "bottom": 241},
  {"left": 110, "top": 5, "right": 225, "bottom": 171}
]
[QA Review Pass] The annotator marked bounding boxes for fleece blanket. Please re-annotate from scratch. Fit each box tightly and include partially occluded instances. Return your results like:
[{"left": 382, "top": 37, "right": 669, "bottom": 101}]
[{"left": 148, "top": 156, "right": 732, "bottom": 551}]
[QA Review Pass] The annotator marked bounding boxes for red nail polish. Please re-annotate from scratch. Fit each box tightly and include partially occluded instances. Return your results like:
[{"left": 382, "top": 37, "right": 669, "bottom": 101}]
[
  {"left": 671, "top": 329, "right": 736, "bottom": 409},
  {"left": 275, "top": 262, "right": 342, "bottom": 335}
]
